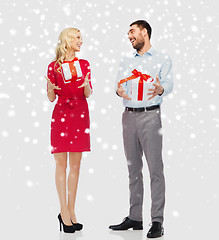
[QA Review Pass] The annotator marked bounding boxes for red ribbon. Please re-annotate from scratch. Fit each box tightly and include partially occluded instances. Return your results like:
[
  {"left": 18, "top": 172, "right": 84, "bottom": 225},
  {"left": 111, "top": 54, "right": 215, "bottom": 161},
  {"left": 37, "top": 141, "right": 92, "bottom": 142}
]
[
  {"left": 119, "top": 69, "right": 154, "bottom": 101},
  {"left": 58, "top": 96, "right": 75, "bottom": 109},
  {"left": 62, "top": 57, "right": 79, "bottom": 83},
  {"left": 72, "top": 57, "right": 78, "bottom": 62}
]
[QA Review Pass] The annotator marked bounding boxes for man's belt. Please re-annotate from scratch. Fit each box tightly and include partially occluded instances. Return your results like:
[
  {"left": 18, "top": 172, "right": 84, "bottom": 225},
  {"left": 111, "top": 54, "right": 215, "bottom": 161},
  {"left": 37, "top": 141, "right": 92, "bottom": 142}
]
[{"left": 125, "top": 105, "right": 160, "bottom": 112}]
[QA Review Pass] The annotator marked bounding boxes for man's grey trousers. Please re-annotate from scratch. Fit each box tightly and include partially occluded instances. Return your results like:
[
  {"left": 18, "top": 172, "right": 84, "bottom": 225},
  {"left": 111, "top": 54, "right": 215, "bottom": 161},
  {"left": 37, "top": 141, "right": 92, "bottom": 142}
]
[{"left": 122, "top": 107, "right": 165, "bottom": 224}]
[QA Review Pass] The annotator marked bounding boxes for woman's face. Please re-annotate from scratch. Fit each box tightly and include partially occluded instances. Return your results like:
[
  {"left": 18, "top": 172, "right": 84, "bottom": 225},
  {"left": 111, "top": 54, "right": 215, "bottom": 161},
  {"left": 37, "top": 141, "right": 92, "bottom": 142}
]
[{"left": 70, "top": 32, "right": 83, "bottom": 52}]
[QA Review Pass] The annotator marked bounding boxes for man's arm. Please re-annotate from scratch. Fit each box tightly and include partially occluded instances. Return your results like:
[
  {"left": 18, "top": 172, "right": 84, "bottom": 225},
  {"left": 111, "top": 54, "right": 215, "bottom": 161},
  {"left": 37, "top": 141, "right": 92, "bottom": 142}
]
[
  {"left": 147, "top": 56, "right": 173, "bottom": 99},
  {"left": 158, "top": 56, "right": 173, "bottom": 97},
  {"left": 115, "top": 58, "right": 131, "bottom": 100},
  {"left": 116, "top": 82, "right": 131, "bottom": 100}
]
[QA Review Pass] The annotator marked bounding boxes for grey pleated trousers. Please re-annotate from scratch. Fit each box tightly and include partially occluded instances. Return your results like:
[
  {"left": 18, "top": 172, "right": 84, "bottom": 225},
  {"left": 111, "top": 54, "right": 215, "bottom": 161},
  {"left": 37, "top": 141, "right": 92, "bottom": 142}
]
[{"left": 122, "top": 107, "right": 165, "bottom": 224}]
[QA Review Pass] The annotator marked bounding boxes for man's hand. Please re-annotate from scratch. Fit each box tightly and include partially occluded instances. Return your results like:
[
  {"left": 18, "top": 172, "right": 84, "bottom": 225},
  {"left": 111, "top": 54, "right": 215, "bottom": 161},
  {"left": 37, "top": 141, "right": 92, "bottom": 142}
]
[
  {"left": 117, "top": 82, "right": 131, "bottom": 100},
  {"left": 147, "top": 75, "right": 164, "bottom": 100}
]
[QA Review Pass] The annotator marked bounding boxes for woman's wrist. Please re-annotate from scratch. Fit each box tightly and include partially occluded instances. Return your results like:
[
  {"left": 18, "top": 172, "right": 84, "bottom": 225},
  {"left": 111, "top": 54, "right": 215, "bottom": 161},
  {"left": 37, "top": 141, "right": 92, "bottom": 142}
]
[
  {"left": 48, "top": 87, "right": 55, "bottom": 93},
  {"left": 84, "top": 81, "right": 90, "bottom": 87},
  {"left": 84, "top": 82, "right": 91, "bottom": 97}
]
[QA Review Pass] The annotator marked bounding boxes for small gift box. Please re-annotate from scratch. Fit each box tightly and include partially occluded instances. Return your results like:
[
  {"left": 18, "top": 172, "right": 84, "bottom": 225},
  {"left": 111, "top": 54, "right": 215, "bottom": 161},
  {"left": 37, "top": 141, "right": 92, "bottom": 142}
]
[
  {"left": 120, "top": 69, "right": 154, "bottom": 101},
  {"left": 62, "top": 58, "right": 82, "bottom": 84}
]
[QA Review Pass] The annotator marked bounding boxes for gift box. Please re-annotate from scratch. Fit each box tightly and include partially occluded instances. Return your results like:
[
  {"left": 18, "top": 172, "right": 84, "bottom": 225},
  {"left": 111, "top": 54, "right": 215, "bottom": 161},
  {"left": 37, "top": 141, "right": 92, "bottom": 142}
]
[
  {"left": 62, "top": 58, "right": 82, "bottom": 84},
  {"left": 120, "top": 69, "right": 154, "bottom": 101}
]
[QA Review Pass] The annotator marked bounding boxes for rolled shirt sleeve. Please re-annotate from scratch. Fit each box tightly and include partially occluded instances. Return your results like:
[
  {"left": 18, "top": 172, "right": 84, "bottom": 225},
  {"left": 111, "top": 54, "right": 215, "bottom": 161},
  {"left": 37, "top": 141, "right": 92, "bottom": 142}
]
[
  {"left": 115, "top": 58, "right": 128, "bottom": 97},
  {"left": 159, "top": 56, "right": 173, "bottom": 97}
]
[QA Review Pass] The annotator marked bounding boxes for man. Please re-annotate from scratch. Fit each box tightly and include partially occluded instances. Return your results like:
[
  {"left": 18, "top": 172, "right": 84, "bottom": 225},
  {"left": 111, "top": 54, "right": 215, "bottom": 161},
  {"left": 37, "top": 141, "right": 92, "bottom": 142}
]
[{"left": 109, "top": 20, "right": 173, "bottom": 238}]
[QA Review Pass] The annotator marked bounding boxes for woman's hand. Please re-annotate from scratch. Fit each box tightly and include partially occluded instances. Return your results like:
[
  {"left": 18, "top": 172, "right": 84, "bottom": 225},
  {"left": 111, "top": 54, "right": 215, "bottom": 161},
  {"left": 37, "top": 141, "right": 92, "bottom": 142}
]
[
  {"left": 45, "top": 76, "right": 61, "bottom": 91},
  {"left": 78, "top": 72, "right": 91, "bottom": 88},
  {"left": 78, "top": 72, "right": 92, "bottom": 98},
  {"left": 45, "top": 76, "right": 61, "bottom": 102}
]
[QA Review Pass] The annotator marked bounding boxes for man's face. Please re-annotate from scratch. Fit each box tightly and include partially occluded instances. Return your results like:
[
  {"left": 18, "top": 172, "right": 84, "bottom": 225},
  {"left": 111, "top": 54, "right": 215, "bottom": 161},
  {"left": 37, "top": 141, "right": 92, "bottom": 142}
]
[{"left": 128, "top": 24, "right": 145, "bottom": 50}]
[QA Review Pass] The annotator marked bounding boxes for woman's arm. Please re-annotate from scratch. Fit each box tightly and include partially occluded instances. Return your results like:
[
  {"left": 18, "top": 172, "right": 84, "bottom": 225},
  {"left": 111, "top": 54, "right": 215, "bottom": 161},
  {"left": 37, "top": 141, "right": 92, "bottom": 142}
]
[
  {"left": 84, "top": 82, "right": 92, "bottom": 98},
  {"left": 45, "top": 76, "right": 61, "bottom": 102},
  {"left": 47, "top": 87, "right": 56, "bottom": 102},
  {"left": 78, "top": 72, "right": 92, "bottom": 98},
  {"left": 46, "top": 63, "right": 61, "bottom": 102}
]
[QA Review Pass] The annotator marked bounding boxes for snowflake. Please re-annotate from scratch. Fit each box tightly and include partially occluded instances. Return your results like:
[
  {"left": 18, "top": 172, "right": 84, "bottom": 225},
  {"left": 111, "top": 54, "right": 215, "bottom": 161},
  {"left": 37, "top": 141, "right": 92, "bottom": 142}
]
[
  {"left": 167, "top": 150, "right": 173, "bottom": 156},
  {"left": 8, "top": 110, "right": 15, "bottom": 117},
  {"left": 190, "top": 133, "right": 196, "bottom": 139},
  {"left": 191, "top": 25, "right": 198, "bottom": 33},
  {"left": 86, "top": 194, "right": 93, "bottom": 202},
  {"left": 172, "top": 210, "right": 180, "bottom": 218},
  {"left": 12, "top": 65, "right": 20, "bottom": 72},
  {"left": 88, "top": 168, "right": 94, "bottom": 174},
  {"left": 112, "top": 145, "right": 117, "bottom": 150},
  {"left": 96, "top": 137, "right": 102, "bottom": 143},
  {"left": 209, "top": 104, "right": 216, "bottom": 112},
  {"left": 2, "top": 131, "right": 9, "bottom": 137},
  {"left": 85, "top": 128, "right": 90, "bottom": 134},
  {"left": 26, "top": 180, "right": 33, "bottom": 188},
  {"left": 9, "top": 29, "right": 17, "bottom": 36},
  {"left": 24, "top": 137, "right": 30, "bottom": 143},
  {"left": 32, "top": 139, "right": 38, "bottom": 144},
  {"left": 25, "top": 166, "right": 31, "bottom": 171}
]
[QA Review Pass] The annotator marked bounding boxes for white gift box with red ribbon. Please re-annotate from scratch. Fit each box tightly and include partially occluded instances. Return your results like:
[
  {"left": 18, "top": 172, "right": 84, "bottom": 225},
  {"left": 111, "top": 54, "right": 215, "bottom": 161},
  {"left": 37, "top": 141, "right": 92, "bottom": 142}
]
[
  {"left": 120, "top": 69, "right": 154, "bottom": 101},
  {"left": 62, "top": 59, "right": 82, "bottom": 84}
]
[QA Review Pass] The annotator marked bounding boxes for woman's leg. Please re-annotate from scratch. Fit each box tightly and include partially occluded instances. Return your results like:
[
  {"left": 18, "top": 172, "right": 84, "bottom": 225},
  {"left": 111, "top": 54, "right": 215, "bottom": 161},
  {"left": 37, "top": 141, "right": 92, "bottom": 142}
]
[
  {"left": 68, "top": 152, "right": 82, "bottom": 223},
  {"left": 54, "top": 152, "right": 72, "bottom": 225}
]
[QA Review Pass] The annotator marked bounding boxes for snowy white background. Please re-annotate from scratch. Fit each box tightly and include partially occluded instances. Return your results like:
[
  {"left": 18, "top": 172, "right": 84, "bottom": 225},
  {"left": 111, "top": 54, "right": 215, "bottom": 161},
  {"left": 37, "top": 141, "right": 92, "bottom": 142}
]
[{"left": 0, "top": 0, "right": 219, "bottom": 239}]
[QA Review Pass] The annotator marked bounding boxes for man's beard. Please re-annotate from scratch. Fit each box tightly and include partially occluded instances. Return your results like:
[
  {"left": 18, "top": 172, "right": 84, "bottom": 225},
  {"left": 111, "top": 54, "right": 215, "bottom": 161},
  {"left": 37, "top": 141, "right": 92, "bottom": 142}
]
[
  {"left": 133, "top": 40, "right": 145, "bottom": 50},
  {"left": 133, "top": 35, "right": 145, "bottom": 50}
]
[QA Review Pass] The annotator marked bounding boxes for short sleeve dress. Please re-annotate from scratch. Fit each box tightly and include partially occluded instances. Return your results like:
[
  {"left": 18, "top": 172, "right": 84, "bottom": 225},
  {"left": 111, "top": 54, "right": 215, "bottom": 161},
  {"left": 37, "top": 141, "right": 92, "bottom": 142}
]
[{"left": 47, "top": 58, "right": 92, "bottom": 154}]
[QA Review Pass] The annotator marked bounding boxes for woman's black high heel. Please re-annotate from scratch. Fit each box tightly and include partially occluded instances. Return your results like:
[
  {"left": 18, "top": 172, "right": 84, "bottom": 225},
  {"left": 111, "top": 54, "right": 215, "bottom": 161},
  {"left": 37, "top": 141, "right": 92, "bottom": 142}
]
[
  {"left": 58, "top": 213, "right": 75, "bottom": 233},
  {"left": 71, "top": 220, "right": 83, "bottom": 231}
]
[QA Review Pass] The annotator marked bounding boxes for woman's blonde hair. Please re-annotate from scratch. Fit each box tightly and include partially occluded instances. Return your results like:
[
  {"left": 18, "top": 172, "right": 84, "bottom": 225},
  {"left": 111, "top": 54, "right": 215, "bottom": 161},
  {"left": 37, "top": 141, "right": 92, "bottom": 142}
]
[{"left": 54, "top": 28, "right": 80, "bottom": 72}]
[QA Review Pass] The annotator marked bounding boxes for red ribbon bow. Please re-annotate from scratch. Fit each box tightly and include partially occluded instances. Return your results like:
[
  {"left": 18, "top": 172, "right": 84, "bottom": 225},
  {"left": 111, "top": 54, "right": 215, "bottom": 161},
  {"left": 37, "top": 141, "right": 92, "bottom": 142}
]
[
  {"left": 119, "top": 69, "right": 154, "bottom": 101},
  {"left": 58, "top": 96, "right": 75, "bottom": 108},
  {"left": 72, "top": 57, "right": 78, "bottom": 62},
  {"left": 63, "top": 57, "right": 79, "bottom": 83}
]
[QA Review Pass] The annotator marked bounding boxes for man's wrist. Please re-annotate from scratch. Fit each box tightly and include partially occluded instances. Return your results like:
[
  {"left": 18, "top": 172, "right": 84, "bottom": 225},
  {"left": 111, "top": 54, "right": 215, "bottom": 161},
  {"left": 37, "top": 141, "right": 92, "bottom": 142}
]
[
  {"left": 116, "top": 91, "right": 121, "bottom": 97},
  {"left": 158, "top": 87, "right": 164, "bottom": 96}
]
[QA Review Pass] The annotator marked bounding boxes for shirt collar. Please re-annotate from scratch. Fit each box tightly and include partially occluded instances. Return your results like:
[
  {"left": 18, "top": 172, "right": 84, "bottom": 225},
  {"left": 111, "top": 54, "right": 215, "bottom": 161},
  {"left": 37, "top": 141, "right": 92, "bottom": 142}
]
[{"left": 134, "top": 46, "right": 154, "bottom": 57}]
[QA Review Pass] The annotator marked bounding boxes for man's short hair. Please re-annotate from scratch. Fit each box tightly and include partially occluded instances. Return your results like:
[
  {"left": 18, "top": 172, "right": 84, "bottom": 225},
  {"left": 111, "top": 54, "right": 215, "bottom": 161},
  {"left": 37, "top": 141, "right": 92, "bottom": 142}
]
[{"left": 130, "top": 20, "right": 152, "bottom": 40}]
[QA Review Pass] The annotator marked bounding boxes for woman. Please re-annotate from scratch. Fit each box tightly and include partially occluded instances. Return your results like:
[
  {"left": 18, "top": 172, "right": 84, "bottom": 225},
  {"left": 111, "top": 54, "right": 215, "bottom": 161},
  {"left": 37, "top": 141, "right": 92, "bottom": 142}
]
[{"left": 45, "top": 28, "right": 92, "bottom": 233}]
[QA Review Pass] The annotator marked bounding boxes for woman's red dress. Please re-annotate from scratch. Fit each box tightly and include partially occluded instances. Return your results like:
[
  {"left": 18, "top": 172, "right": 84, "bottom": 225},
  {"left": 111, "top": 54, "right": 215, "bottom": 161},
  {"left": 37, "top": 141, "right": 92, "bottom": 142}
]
[{"left": 47, "top": 58, "right": 92, "bottom": 154}]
